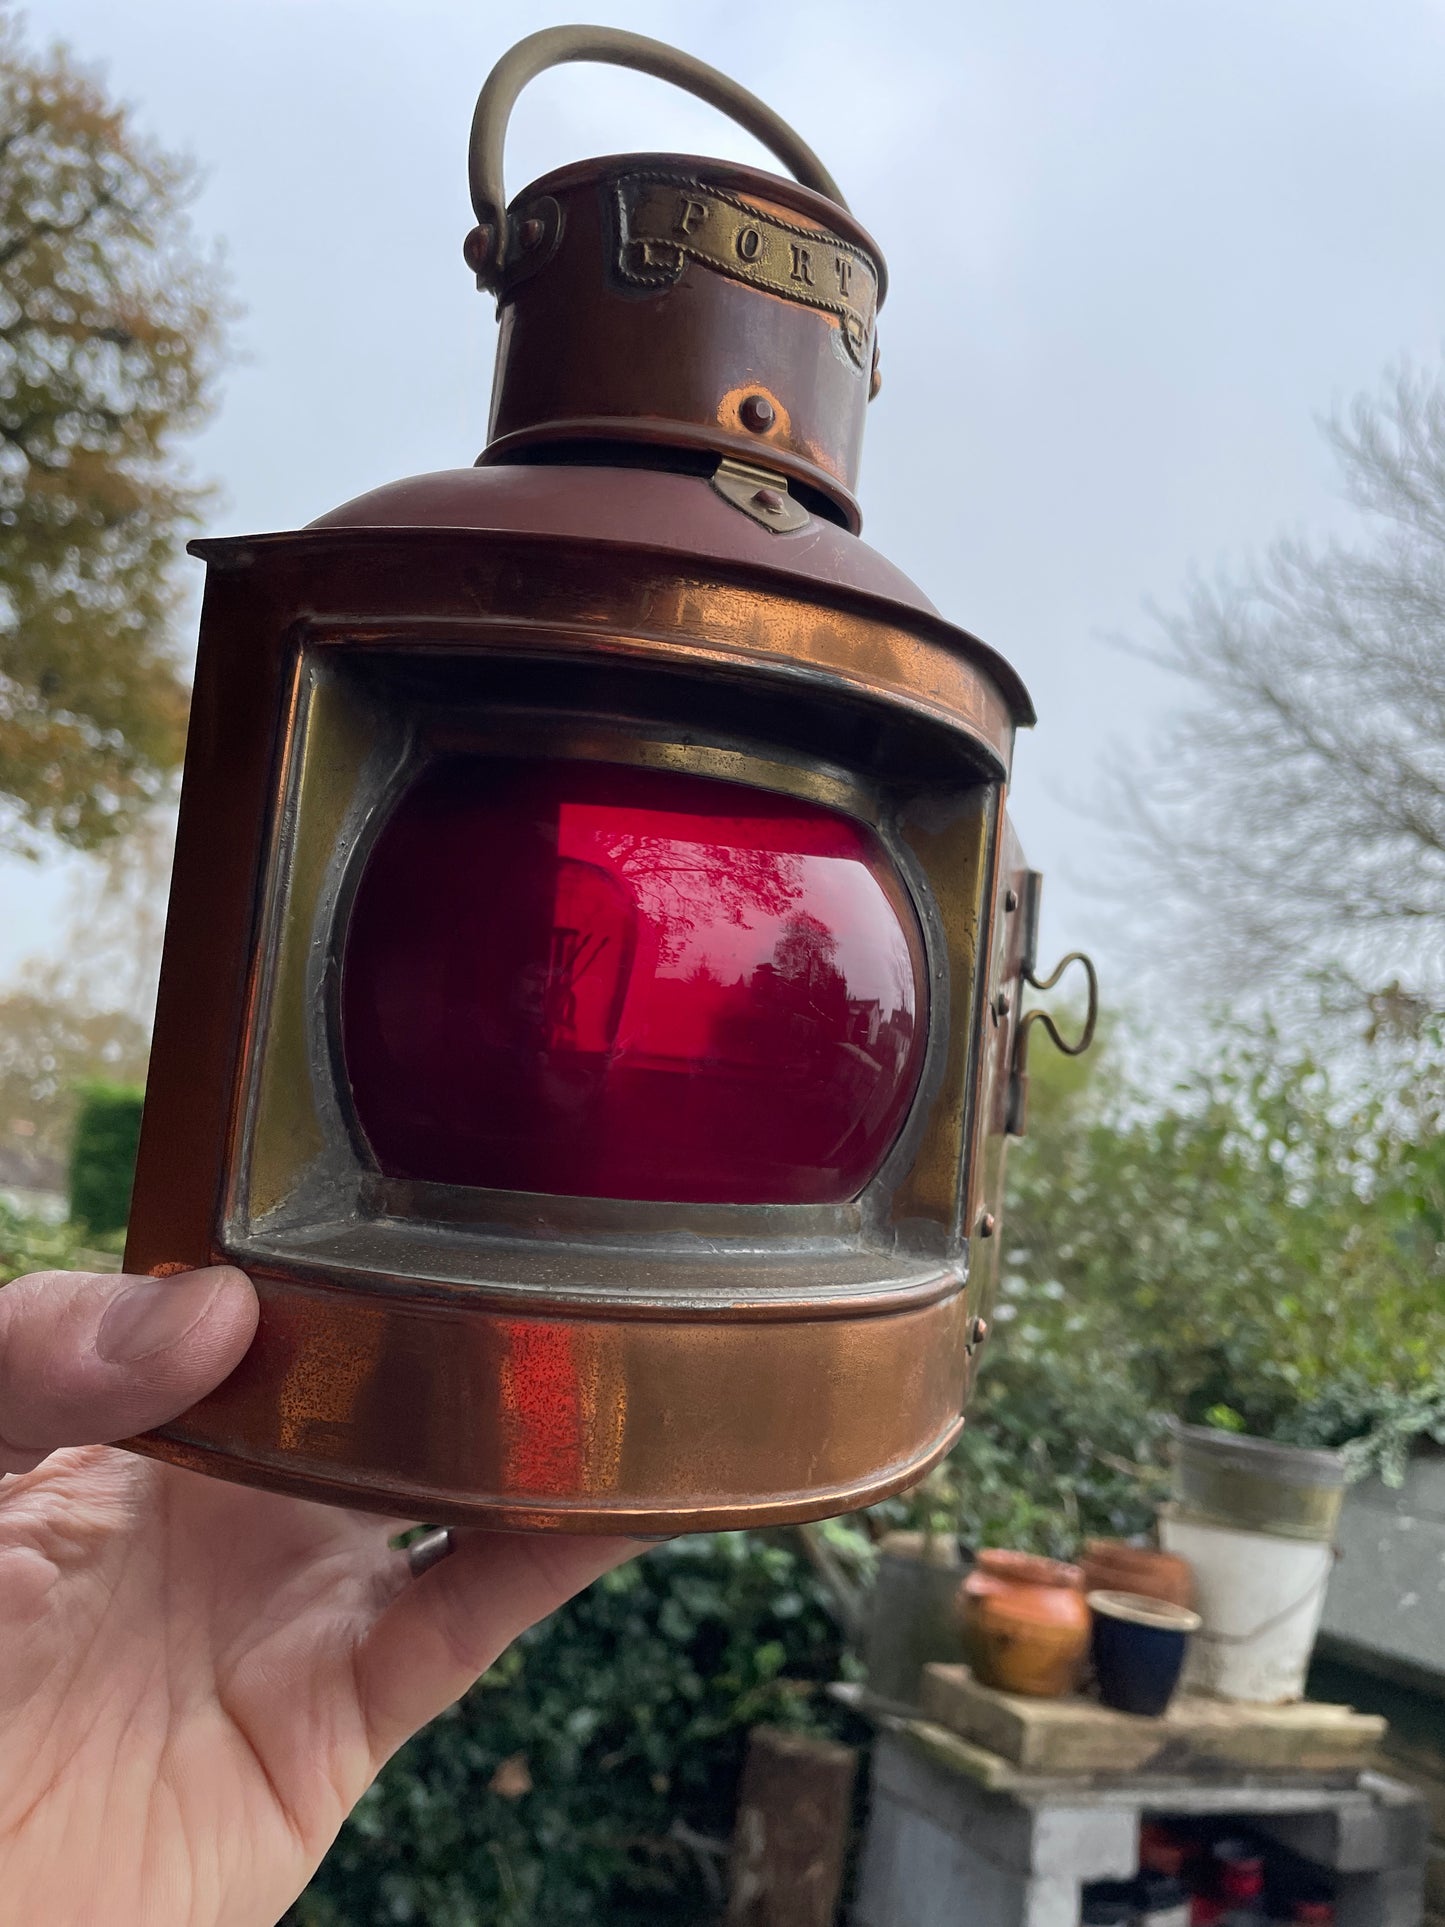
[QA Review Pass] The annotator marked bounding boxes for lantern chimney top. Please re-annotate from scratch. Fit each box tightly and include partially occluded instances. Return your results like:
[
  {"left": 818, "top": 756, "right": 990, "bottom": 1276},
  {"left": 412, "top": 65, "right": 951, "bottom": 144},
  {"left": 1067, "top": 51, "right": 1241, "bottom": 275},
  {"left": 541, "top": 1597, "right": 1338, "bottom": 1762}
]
[{"left": 464, "top": 29, "right": 886, "bottom": 531}]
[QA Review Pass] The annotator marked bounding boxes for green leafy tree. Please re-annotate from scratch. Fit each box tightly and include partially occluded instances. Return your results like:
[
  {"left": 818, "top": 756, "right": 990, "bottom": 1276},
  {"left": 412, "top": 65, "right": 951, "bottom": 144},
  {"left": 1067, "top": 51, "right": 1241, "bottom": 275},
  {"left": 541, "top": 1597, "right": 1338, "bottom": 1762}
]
[
  {"left": 1001, "top": 1026, "right": 1444, "bottom": 1426},
  {"left": 885, "top": 1017, "right": 1445, "bottom": 1555},
  {"left": 0, "top": 10, "right": 226, "bottom": 853},
  {"left": 0, "top": 970, "right": 148, "bottom": 1184}
]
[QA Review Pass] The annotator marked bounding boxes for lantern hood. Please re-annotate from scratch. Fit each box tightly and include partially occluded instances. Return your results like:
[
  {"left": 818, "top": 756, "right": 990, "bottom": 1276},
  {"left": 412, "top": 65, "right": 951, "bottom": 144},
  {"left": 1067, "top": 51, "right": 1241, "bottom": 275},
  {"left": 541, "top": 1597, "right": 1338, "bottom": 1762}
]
[{"left": 294, "top": 464, "right": 1036, "bottom": 737}]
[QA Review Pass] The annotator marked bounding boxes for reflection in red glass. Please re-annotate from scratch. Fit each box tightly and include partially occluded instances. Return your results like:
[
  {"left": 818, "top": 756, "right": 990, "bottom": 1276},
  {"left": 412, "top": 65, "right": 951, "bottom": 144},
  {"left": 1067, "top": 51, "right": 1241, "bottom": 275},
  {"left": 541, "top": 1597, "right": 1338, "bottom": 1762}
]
[{"left": 340, "top": 758, "right": 927, "bottom": 1204}]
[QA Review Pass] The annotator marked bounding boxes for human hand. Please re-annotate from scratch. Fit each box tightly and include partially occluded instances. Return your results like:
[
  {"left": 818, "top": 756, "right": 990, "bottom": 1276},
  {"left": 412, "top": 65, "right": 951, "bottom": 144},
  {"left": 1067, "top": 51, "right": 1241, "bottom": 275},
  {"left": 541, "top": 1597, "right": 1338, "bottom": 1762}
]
[{"left": 0, "top": 1264, "right": 634, "bottom": 1927}]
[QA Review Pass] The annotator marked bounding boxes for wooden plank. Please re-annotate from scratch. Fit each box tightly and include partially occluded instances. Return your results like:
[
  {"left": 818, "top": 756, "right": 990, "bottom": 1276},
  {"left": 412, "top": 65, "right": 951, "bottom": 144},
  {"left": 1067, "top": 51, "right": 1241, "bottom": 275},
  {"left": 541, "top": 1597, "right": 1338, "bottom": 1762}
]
[
  {"left": 901, "top": 1717, "right": 1030, "bottom": 1792},
  {"left": 726, "top": 1725, "right": 858, "bottom": 1927},
  {"left": 920, "top": 1665, "right": 1385, "bottom": 1776}
]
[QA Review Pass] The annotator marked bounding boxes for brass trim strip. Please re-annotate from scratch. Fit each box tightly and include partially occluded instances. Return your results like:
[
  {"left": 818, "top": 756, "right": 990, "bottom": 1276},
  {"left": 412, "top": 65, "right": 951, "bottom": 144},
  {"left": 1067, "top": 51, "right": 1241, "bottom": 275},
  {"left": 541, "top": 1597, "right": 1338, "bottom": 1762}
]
[
  {"left": 220, "top": 1237, "right": 966, "bottom": 1321},
  {"left": 616, "top": 175, "right": 877, "bottom": 364}
]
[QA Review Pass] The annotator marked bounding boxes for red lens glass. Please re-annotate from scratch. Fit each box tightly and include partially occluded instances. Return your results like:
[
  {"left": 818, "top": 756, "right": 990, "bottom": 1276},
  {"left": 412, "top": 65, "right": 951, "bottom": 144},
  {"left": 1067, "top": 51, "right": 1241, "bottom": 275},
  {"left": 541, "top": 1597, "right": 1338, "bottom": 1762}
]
[{"left": 340, "top": 758, "right": 927, "bottom": 1204}]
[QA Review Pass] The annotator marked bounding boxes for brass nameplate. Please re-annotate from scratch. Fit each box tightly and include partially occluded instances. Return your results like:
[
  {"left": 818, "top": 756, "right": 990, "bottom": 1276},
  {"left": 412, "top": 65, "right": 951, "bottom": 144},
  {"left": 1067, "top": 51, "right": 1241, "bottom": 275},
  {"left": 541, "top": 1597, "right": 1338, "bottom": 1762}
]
[{"left": 616, "top": 176, "right": 878, "bottom": 367}]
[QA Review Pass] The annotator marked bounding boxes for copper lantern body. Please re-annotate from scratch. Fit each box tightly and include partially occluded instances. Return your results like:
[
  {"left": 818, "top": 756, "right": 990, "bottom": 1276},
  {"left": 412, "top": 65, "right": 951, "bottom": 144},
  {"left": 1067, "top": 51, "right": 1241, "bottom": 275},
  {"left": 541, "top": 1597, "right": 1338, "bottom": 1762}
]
[{"left": 124, "top": 30, "right": 1091, "bottom": 1532}]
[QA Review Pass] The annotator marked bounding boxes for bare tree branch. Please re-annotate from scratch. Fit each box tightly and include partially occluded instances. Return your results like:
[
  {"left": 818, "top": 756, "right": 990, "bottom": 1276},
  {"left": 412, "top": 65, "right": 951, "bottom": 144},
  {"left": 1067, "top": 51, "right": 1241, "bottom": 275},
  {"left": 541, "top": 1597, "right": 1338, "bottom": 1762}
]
[{"left": 1110, "top": 360, "right": 1445, "bottom": 1021}]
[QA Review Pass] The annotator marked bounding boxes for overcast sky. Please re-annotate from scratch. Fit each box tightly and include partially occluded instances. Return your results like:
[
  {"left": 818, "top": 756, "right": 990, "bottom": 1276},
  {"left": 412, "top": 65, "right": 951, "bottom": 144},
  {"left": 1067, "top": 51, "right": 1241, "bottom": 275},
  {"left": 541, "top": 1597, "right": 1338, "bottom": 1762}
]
[{"left": 7, "top": 0, "right": 1445, "bottom": 1009}]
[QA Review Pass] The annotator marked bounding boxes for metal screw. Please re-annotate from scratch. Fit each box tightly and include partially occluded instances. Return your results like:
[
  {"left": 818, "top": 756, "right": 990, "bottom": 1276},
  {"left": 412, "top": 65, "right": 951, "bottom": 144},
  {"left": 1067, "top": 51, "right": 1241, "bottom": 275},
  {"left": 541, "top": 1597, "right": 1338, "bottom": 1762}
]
[
  {"left": 752, "top": 487, "right": 785, "bottom": 514},
  {"left": 967, "top": 1315, "right": 990, "bottom": 1352},
  {"left": 1005, "top": 887, "right": 1019, "bottom": 912},
  {"left": 740, "top": 394, "right": 776, "bottom": 432},
  {"left": 994, "top": 988, "right": 1012, "bottom": 1018},
  {"left": 517, "top": 216, "right": 546, "bottom": 252},
  {"left": 977, "top": 1211, "right": 997, "bottom": 1239}
]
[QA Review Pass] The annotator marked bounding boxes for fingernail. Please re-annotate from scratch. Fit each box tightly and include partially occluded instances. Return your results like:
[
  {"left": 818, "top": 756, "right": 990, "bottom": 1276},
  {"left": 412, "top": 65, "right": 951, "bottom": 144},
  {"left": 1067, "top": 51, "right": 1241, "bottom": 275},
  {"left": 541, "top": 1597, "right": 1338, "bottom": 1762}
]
[{"left": 96, "top": 1268, "right": 228, "bottom": 1364}]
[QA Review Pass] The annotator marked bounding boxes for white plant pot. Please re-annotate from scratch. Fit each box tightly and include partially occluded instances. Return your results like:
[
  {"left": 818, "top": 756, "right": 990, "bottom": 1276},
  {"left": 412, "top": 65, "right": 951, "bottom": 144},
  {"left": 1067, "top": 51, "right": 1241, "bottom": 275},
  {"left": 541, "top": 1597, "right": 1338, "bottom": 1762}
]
[{"left": 1159, "top": 1509, "right": 1335, "bottom": 1703}]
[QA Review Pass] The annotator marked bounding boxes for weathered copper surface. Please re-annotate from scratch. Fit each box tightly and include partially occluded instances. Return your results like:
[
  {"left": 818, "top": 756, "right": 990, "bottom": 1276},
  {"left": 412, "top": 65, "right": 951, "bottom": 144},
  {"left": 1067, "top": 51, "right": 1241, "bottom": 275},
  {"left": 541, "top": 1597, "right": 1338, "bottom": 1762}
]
[
  {"left": 304, "top": 463, "right": 1034, "bottom": 739},
  {"left": 482, "top": 155, "right": 884, "bottom": 527},
  {"left": 129, "top": 1272, "right": 971, "bottom": 1533}
]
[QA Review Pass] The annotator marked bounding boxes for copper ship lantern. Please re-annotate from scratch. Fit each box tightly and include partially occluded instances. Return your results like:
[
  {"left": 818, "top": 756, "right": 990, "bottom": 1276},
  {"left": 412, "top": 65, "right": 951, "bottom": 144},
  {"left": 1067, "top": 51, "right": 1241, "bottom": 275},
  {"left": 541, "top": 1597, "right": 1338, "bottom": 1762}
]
[{"left": 125, "top": 29, "right": 1096, "bottom": 1533}]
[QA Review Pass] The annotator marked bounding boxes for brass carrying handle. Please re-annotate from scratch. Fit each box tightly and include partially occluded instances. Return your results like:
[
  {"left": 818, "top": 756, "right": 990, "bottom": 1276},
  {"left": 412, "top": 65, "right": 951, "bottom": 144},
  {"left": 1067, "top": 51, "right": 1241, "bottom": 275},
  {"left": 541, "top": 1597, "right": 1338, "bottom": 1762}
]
[
  {"left": 1016, "top": 951, "right": 1100, "bottom": 1060},
  {"left": 468, "top": 26, "right": 848, "bottom": 291}
]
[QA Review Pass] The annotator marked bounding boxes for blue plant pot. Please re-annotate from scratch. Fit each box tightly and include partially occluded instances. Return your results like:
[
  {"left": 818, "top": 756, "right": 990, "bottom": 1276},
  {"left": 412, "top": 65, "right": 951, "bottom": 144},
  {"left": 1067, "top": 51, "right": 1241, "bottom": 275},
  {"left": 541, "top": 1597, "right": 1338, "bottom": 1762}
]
[{"left": 1088, "top": 1590, "right": 1201, "bottom": 1718}]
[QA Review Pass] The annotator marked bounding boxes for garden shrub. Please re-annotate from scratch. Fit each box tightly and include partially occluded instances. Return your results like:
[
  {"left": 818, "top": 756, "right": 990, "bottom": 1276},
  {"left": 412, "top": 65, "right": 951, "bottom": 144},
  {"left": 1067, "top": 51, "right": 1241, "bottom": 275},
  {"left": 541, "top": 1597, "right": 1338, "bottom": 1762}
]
[
  {"left": 0, "top": 1199, "right": 101, "bottom": 1282},
  {"left": 67, "top": 1080, "right": 144, "bottom": 1235},
  {"left": 286, "top": 1532, "right": 864, "bottom": 1927}
]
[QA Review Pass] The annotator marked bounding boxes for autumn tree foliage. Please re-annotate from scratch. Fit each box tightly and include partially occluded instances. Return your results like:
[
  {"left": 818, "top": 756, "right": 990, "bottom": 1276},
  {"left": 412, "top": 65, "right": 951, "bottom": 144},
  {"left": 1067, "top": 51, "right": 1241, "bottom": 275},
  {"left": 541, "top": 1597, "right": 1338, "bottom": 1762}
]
[{"left": 0, "top": 12, "right": 226, "bottom": 853}]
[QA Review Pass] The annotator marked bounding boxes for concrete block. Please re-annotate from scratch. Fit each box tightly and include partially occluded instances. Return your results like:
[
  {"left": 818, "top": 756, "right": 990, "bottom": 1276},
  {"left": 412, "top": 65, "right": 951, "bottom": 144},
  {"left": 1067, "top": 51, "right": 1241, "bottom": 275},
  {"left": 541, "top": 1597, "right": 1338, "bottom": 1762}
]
[
  {"left": 1028, "top": 1804, "right": 1138, "bottom": 1880},
  {"left": 1334, "top": 1864, "right": 1427, "bottom": 1927},
  {"left": 854, "top": 1797, "right": 1032, "bottom": 1927},
  {"left": 870, "top": 1731, "right": 1027, "bottom": 1854},
  {"left": 853, "top": 1795, "right": 1109, "bottom": 1927},
  {"left": 1022, "top": 1875, "right": 1086, "bottom": 1927},
  {"left": 868, "top": 1734, "right": 1134, "bottom": 1877},
  {"left": 1255, "top": 1784, "right": 1431, "bottom": 1871},
  {"left": 1423, "top": 1843, "right": 1445, "bottom": 1916},
  {"left": 857, "top": 1729, "right": 1428, "bottom": 1927}
]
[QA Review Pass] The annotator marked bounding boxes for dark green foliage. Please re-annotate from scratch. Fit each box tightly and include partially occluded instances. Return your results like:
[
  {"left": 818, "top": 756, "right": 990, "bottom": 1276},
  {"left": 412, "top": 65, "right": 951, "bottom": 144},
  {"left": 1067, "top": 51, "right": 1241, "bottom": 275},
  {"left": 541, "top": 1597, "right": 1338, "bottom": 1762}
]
[
  {"left": 1023, "top": 1031, "right": 1440, "bottom": 1452},
  {"left": 0, "top": 1197, "right": 98, "bottom": 1281},
  {"left": 287, "top": 1533, "right": 862, "bottom": 1927},
  {"left": 67, "top": 1079, "right": 143, "bottom": 1234},
  {"left": 887, "top": 1344, "right": 1168, "bottom": 1561},
  {"left": 883, "top": 1014, "right": 1445, "bottom": 1553}
]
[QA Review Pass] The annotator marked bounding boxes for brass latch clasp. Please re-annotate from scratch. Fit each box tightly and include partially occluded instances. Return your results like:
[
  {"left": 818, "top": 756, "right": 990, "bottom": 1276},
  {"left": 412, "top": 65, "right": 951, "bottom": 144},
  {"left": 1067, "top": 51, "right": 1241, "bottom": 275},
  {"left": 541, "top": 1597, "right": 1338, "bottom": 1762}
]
[{"left": 710, "top": 457, "right": 811, "bottom": 531}]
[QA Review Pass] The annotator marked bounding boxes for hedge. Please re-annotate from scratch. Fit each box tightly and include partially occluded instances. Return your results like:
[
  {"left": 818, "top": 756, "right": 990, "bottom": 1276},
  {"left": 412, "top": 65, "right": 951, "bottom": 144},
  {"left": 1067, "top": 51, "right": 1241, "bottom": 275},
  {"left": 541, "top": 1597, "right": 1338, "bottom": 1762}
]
[{"left": 67, "top": 1080, "right": 144, "bottom": 1236}]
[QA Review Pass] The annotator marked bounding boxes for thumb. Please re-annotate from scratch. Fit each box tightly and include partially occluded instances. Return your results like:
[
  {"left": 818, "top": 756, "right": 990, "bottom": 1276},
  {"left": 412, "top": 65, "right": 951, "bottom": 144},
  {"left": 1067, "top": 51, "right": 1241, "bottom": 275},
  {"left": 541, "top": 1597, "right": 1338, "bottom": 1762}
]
[
  {"left": 0, "top": 1266, "right": 259, "bottom": 1474},
  {"left": 356, "top": 1531, "right": 638, "bottom": 1763}
]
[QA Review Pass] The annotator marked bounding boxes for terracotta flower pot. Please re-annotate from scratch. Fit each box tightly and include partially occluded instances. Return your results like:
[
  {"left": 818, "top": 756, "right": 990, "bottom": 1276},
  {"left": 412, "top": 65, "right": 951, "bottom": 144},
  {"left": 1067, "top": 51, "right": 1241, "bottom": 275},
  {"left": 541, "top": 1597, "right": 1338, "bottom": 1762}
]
[
  {"left": 956, "top": 1549, "right": 1091, "bottom": 1698},
  {"left": 1081, "top": 1538, "right": 1195, "bottom": 1611}
]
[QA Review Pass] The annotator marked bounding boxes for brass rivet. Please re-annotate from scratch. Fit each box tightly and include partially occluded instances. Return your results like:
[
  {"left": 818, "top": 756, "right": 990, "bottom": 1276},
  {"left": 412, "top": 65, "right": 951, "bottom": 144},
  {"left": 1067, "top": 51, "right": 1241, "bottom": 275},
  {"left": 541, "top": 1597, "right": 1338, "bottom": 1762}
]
[
  {"left": 462, "top": 223, "right": 494, "bottom": 275},
  {"left": 977, "top": 1212, "right": 997, "bottom": 1239},
  {"left": 740, "top": 394, "right": 776, "bottom": 432},
  {"left": 1005, "top": 888, "right": 1019, "bottom": 912},
  {"left": 518, "top": 216, "right": 545, "bottom": 252},
  {"left": 752, "top": 487, "right": 785, "bottom": 514}
]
